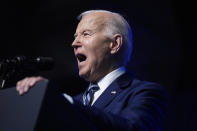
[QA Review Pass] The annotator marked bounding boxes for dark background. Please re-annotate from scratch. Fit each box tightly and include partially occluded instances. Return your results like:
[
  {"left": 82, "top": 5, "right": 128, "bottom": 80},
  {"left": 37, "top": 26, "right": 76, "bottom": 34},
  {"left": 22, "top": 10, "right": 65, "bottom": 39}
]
[{"left": 0, "top": 0, "right": 195, "bottom": 130}]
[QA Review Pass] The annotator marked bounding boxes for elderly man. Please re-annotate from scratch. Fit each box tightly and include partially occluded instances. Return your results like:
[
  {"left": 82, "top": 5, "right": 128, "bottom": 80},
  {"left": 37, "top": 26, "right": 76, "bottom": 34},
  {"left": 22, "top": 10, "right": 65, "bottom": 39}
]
[{"left": 16, "top": 10, "right": 167, "bottom": 130}]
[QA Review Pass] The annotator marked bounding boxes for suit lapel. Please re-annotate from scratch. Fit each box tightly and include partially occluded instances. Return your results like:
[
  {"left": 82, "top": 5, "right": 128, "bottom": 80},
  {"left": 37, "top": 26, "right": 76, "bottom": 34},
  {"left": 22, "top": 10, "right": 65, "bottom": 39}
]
[
  {"left": 93, "top": 81, "right": 121, "bottom": 109},
  {"left": 93, "top": 72, "right": 133, "bottom": 109}
]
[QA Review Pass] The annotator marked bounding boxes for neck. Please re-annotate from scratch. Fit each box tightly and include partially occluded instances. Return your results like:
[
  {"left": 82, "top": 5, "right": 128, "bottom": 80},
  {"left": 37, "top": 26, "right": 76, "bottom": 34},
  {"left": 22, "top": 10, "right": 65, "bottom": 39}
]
[{"left": 90, "top": 63, "right": 123, "bottom": 83}]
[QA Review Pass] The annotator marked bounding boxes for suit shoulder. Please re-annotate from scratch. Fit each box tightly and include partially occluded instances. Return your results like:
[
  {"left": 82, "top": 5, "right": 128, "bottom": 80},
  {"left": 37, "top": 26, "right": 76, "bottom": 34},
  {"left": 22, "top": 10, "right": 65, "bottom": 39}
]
[{"left": 130, "top": 79, "right": 167, "bottom": 95}]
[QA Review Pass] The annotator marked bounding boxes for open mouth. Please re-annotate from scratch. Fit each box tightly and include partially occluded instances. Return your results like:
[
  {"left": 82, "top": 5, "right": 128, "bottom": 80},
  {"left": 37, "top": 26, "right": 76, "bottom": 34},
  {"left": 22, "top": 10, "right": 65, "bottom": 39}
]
[{"left": 76, "top": 54, "right": 87, "bottom": 63}]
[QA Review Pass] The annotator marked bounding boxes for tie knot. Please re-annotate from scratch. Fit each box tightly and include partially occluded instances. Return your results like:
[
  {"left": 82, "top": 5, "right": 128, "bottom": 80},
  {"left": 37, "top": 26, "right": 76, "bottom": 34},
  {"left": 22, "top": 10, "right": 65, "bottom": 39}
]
[
  {"left": 83, "top": 84, "right": 100, "bottom": 106},
  {"left": 88, "top": 84, "right": 99, "bottom": 92}
]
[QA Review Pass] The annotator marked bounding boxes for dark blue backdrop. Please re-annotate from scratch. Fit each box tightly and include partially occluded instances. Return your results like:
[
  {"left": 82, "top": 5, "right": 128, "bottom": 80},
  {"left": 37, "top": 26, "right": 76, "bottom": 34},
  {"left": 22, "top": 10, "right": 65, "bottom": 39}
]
[{"left": 0, "top": 0, "right": 194, "bottom": 130}]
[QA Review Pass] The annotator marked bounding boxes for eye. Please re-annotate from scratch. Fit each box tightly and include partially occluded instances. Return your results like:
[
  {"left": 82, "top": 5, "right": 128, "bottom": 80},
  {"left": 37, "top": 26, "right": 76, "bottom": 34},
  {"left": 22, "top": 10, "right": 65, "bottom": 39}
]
[
  {"left": 74, "top": 34, "right": 78, "bottom": 38},
  {"left": 83, "top": 32, "right": 90, "bottom": 37}
]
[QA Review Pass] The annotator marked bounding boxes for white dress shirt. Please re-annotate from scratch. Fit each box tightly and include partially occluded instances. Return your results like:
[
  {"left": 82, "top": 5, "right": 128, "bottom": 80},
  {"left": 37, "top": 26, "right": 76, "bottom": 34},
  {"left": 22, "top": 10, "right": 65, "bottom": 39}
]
[
  {"left": 63, "top": 66, "right": 126, "bottom": 105},
  {"left": 91, "top": 66, "right": 126, "bottom": 105}
]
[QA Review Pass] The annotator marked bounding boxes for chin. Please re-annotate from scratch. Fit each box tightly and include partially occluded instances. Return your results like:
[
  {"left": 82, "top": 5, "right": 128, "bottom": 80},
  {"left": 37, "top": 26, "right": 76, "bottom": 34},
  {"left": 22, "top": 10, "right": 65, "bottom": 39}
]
[
  {"left": 78, "top": 70, "right": 89, "bottom": 80},
  {"left": 78, "top": 66, "right": 96, "bottom": 82}
]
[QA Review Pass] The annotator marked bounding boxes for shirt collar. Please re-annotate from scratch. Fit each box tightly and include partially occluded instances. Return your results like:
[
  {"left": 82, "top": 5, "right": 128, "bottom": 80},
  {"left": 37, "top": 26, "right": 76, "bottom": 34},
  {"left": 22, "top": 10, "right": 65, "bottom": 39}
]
[{"left": 96, "top": 66, "right": 126, "bottom": 91}]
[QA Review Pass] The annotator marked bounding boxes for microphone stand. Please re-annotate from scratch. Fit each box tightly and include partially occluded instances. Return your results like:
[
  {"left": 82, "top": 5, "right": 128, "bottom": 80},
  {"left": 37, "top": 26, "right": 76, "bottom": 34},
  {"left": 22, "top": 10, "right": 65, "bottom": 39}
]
[{"left": 0, "top": 57, "right": 22, "bottom": 89}]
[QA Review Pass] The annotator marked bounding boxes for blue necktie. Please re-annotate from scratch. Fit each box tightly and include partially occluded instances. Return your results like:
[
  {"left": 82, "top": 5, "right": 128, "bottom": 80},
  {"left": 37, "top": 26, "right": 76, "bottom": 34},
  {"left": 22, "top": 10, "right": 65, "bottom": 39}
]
[{"left": 83, "top": 84, "right": 99, "bottom": 106}]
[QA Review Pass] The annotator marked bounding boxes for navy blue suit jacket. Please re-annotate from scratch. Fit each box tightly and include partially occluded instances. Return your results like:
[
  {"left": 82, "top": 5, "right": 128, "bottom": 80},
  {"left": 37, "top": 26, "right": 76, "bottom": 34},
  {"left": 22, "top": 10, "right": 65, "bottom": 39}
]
[{"left": 73, "top": 72, "right": 168, "bottom": 130}]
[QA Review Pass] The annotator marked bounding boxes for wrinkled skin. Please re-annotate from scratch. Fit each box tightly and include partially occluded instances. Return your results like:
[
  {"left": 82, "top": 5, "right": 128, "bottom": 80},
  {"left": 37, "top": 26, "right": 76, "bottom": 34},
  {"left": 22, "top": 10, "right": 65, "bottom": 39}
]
[{"left": 16, "top": 12, "right": 123, "bottom": 95}]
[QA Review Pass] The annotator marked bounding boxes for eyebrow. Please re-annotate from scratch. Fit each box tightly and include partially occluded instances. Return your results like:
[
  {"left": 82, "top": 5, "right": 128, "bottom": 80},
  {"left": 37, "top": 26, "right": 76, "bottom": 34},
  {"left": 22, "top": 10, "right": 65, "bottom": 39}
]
[{"left": 74, "top": 30, "right": 93, "bottom": 37}]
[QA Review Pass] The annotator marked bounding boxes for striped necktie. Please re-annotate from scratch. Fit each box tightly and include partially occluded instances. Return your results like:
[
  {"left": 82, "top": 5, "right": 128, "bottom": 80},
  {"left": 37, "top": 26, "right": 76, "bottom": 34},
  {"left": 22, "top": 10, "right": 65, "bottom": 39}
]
[{"left": 83, "top": 84, "right": 99, "bottom": 106}]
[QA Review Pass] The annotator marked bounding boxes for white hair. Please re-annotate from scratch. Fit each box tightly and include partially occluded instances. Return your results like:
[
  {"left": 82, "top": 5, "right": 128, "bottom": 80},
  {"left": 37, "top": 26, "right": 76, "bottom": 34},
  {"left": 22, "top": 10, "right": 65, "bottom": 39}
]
[{"left": 78, "top": 10, "right": 133, "bottom": 65}]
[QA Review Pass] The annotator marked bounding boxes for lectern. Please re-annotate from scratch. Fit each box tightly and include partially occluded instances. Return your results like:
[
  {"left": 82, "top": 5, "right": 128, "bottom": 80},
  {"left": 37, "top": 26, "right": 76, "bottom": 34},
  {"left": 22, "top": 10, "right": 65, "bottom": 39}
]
[
  {"left": 0, "top": 81, "right": 48, "bottom": 131},
  {"left": 0, "top": 81, "right": 95, "bottom": 131}
]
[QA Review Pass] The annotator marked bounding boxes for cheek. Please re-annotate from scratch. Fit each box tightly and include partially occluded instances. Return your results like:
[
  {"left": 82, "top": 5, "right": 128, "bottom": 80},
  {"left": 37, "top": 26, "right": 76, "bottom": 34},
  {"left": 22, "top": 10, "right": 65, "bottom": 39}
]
[
  {"left": 85, "top": 37, "right": 110, "bottom": 63},
  {"left": 88, "top": 47, "right": 109, "bottom": 69},
  {"left": 96, "top": 45, "right": 110, "bottom": 58}
]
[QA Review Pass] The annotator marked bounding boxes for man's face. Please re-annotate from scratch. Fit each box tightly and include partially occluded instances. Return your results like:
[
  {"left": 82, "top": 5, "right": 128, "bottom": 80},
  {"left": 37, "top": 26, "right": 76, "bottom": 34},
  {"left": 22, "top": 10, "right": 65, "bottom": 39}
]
[{"left": 72, "top": 13, "right": 113, "bottom": 82}]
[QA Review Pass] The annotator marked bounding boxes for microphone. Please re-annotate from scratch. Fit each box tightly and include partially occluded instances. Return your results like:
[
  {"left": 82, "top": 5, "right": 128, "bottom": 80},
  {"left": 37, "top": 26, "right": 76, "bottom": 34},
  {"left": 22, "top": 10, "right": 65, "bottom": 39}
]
[
  {"left": 0, "top": 56, "right": 54, "bottom": 89},
  {"left": 0, "top": 56, "right": 54, "bottom": 73}
]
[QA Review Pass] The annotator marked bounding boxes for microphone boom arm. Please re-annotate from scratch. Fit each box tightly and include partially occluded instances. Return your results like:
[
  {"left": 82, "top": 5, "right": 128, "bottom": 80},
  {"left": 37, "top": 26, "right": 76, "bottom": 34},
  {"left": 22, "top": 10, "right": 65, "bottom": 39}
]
[{"left": 0, "top": 56, "right": 54, "bottom": 89}]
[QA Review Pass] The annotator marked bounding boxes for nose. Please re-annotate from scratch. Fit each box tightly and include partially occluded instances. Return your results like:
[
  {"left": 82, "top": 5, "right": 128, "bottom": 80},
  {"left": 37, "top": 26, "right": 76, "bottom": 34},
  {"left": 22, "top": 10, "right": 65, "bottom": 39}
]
[{"left": 72, "top": 36, "right": 81, "bottom": 50}]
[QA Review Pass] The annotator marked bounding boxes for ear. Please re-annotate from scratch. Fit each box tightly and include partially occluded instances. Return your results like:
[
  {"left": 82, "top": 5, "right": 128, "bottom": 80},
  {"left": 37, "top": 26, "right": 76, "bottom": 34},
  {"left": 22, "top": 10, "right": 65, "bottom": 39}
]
[{"left": 110, "top": 34, "right": 123, "bottom": 54}]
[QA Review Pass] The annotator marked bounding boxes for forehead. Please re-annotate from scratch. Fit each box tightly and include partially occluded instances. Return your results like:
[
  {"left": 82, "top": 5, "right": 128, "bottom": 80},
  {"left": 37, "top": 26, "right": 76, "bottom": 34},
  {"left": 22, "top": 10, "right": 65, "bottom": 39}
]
[{"left": 76, "top": 12, "right": 110, "bottom": 32}]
